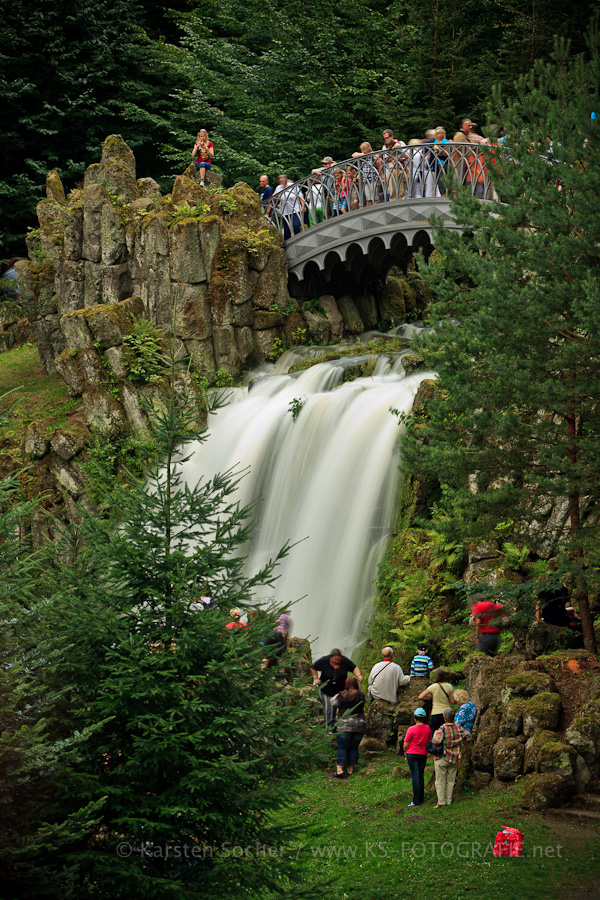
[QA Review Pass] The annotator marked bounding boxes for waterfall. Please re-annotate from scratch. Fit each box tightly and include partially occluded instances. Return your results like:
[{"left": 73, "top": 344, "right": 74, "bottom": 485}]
[{"left": 180, "top": 349, "right": 434, "bottom": 659}]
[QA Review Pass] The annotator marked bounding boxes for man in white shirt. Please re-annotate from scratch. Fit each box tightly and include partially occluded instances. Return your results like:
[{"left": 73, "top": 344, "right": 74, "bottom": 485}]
[
  {"left": 271, "top": 174, "right": 305, "bottom": 239},
  {"left": 368, "top": 647, "right": 410, "bottom": 703}
]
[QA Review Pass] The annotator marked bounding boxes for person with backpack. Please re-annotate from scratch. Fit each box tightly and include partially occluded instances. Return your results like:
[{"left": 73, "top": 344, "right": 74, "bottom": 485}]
[
  {"left": 431, "top": 707, "right": 471, "bottom": 808},
  {"left": 417, "top": 669, "right": 455, "bottom": 734}
]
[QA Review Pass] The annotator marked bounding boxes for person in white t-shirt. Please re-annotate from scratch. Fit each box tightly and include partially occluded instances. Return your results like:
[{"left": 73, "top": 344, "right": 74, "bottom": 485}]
[
  {"left": 381, "top": 128, "right": 407, "bottom": 200},
  {"left": 368, "top": 647, "right": 410, "bottom": 703},
  {"left": 271, "top": 174, "right": 305, "bottom": 239}
]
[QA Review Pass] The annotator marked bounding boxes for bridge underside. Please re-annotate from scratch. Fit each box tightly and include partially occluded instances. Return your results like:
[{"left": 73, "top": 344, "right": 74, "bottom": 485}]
[{"left": 286, "top": 199, "right": 458, "bottom": 298}]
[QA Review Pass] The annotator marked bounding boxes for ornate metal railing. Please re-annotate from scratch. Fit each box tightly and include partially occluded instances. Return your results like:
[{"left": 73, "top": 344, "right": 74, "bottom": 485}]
[{"left": 264, "top": 142, "right": 496, "bottom": 239}]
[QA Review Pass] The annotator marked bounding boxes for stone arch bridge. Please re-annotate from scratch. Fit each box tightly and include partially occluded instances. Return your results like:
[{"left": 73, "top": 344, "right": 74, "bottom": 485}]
[{"left": 267, "top": 143, "right": 492, "bottom": 297}]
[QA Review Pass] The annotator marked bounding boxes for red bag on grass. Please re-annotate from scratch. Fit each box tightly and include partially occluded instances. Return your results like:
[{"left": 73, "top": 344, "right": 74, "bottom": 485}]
[{"left": 493, "top": 826, "right": 524, "bottom": 857}]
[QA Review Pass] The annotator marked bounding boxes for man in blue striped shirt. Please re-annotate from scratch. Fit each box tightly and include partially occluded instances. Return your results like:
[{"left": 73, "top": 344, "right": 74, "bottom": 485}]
[{"left": 410, "top": 644, "right": 434, "bottom": 678}]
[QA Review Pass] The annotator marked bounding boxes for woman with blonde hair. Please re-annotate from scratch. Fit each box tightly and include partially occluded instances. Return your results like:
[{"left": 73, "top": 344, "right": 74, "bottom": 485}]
[
  {"left": 454, "top": 689, "right": 477, "bottom": 733},
  {"left": 351, "top": 141, "right": 382, "bottom": 206},
  {"left": 192, "top": 128, "right": 214, "bottom": 186}
]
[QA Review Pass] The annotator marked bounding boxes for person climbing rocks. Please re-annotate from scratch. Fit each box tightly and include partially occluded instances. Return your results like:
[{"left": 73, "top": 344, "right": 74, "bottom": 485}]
[
  {"left": 469, "top": 592, "right": 505, "bottom": 656},
  {"left": 311, "top": 649, "right": 363, "bottom": 728},
  {"left": 410, "top": 643, "right": 434, "bottom": 678},
  {"left": 192, "top": 129, "right": 214, "bottom": 186}
]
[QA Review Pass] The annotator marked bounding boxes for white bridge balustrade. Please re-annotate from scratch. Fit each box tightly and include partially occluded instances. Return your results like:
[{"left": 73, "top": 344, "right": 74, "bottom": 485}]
[{"left": 265, "top": 143, "right": 494, "bottom": 293}]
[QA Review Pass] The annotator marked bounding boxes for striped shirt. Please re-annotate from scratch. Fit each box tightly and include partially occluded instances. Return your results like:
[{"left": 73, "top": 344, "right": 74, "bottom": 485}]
[
  {"left": 410, "top": 653, "right": 434, "bottom": 677},
  {"left": 432, "top": 722, "right": 471, "bottom": 764}
]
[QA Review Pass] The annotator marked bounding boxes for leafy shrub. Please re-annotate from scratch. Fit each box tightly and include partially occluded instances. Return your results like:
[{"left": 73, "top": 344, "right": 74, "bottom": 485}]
[
  {"left": 214, "top": 367, "right": 235, "bottom": 388},
  {"left": 122, "top": 318, "right": 164, "bottom": 384}
]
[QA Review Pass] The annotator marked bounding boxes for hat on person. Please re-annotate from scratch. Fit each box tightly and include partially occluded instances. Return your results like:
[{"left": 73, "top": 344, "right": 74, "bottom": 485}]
[
  {"left": 322, "top": 156, "right": 334, "bottom": 164},
  {"left": 414, "top": 708, "right": 427, "bottom": 719},
  {"left": 229, "top": 607, "right": 242, "bottom": 618},
  {"left": 417, "top": 643, "right": 428, "bottom": 651}
]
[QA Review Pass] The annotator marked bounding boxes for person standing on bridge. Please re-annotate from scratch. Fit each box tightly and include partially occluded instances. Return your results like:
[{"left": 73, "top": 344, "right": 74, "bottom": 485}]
[
  {"left": 271, "top": 174, "right": 305, "bottom": 239},
  {"left": 452, "top": 119, "right": 489, "bottom": 198},
  {"left": 381, "top": 128, "right": 407, "bottom": 201},
  {"left": 258, "top": 174, "right": 274, "bottom": 208},
  {"left": 352, "top": 142, "right": 383, "bottom": 207}
]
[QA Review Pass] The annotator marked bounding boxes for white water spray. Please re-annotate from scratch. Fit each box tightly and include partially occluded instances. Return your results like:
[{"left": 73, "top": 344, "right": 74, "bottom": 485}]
[{"left": 180, "top": 350, "right": 433, "bottom": 658}]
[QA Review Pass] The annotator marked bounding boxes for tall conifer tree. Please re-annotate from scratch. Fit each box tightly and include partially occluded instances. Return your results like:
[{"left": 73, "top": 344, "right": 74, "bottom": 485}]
[{"left": 404, "top": 26, "right": 600, "bottom": 651}]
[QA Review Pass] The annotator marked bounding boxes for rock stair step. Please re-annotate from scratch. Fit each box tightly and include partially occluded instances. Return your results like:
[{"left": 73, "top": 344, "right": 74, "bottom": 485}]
[
  {"left": 571, "top": 794, "right": 600, "bottom": 811},
  {"left": 552, "top": 807, "right": 600, "bottom": 822}
]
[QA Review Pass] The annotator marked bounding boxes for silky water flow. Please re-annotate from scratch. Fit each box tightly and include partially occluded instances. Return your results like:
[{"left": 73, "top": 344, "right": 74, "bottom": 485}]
[{"left": 179, "top": 348, "right": 434, "bottom": 658}]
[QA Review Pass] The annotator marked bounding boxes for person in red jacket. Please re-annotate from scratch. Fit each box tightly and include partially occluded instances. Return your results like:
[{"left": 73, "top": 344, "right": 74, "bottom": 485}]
[{"left": 469, "top": 593, "right": 504, "bottom": 656}]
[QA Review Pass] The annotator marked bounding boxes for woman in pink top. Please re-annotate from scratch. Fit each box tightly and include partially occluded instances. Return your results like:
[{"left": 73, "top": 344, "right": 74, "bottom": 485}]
[{"left": 402, "top": 708, "right": 432, "bottom": 807}]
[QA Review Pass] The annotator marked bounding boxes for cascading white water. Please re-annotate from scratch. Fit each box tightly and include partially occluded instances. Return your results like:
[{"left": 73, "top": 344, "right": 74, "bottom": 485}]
[{"left": 180, "top": 348, "right": 434, "bottom": 659}]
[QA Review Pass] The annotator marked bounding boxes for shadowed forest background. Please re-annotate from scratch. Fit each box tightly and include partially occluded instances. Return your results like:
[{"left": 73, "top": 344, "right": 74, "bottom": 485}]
[{"left": 2, "top": 0, "right": 599, "bottom": 255}]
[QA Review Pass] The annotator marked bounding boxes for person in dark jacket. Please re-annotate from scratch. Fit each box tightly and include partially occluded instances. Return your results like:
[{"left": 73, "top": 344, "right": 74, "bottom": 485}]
[{"left": 310, "top": 648, "right": 363, "bottom": 728}]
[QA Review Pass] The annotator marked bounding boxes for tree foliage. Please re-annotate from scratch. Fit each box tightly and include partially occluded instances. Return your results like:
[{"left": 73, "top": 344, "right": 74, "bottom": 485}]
[{"left": 402, "top": 25, "right": 600, "bottom": 650}]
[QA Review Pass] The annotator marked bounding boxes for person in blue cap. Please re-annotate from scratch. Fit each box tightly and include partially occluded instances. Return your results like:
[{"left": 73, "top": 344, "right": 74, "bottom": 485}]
[{"left": 402, "top": 708, "right": 432, "bottom": 807}]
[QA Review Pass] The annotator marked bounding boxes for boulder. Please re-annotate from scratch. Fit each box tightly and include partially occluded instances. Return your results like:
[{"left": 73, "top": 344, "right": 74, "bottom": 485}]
[
  {"left": 82, "top": 183, "right": 110, "bottom": 263},
  {"left": 354, "top": 293, "right": 378, "bottom": 330},
  {"left": 358, "top": 736, "right": 387, "bottom": 754},
  {"left": 319, "top": 295, "right": 344, "bottom": 340},
  {"left": 104, "top": 346, "right": 128, "bottom": 378},
  {"left": 365, "top": 699, "right": 396, "bottom": 744},
  {"left": 520, "top": 772, "right": 575, "bottom": 811},
  {"left": 172, "top": 175, "right": 204, "bottom": 207},
  {"left": 49, "top": 424, "right": 89, "bottom": 461},
  {"left": 60, "top": 313, "right": 94, "bottom": 351},
  {"left": 48, "top": 454, "right": 86, "bottom": 497},
  {"left": 500, "top": 699, "right": 527, "bottom": 737},
  {"left": 169, "top": 219, "right": 206, "bottom": 284},
  {"left": 463, "top": 654, "right": 507, "bottom": 712},
  {"left": 63, "top": 204, "right": 84, "bottom": 261},
  {"left": 526, "top": 622, "right": 583, "bottom": 657},
  {"left": 401, "top": 354, "right": 425, "bottom": 373},
  {"left": 82, "top": 295, "right": 143, "bottom": 348},
  {"left": 254, "top": 309, "right": 283, "bottom": 330},
  {"left": 282, "top": 311, "right": 306, "bottom": 346},
  {"left": 137, "top": 177, "right": 162, "bottom": 200},
  {"left": 25, "top": 423, "right": 50, "bottom": 458},
  {"left": 522, "top": 692, "right": 562, "bottom": 737},
  {"left": 381, "top": 277, "right": 406, "bottom": 324},
  {"left": 493, "top": 737, "right": 524, "bottom": 781},
  {"left": 536, "top": 740, "right": 576, "bottom": 777},
  {"left": 101, "top": 202, "right": 127, "bottom": 266},
  {"left": 565, "top": 700, "right": 600, "bottom": 766},
  {"left": 172, "top": 283, "right": 212, "bottom": 341},
  {"left": 253, "top": 326, "right": 284, "bottom": 364},
  {"left": 119, "top": 382, "right": 150, "bottom": 432},
  {"left": 99, "top": 134, "right": 138, "bottom": 201},
  {"left": 337, "top": 295, "right": 364, "bottom": 334},
  {"left": 472, "top": 707, "right": 500, "bottom": 774},
  {"left": 470, "top": 770, "right": 492, "bottom": 791},
  {"left": 573, "top": 753, "right": 593, "bottom": 793},
  {"left": 523, "top": 729, "right": 557, "bottom": 774},
  {"left": 82, "top": 386, "right": 127, "bottom": 431},
  {"left": 303, "top": 309, "right": 331, "bottom": 344},
  {"left": 501, "top": 671, "right": 557, "bottom": 703},
  {"left": 46, "top": 170, "right": 67, "bottom": 205}
]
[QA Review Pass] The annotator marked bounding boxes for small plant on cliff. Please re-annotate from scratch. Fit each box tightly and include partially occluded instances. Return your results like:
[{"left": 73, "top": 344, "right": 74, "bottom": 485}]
[
  {"left": 213, "top": 366, "right": 235, "bottom": 388},
  {"left": 169, "top": 200, "right": 210, "bottom": 224},
  {"left": 121, "top": 317, "right": 164, "bottom": 384}
]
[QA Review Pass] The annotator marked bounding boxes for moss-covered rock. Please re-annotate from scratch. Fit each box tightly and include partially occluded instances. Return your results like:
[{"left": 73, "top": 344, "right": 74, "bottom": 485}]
[
  {"left": 46, "top": 170, "right": 67, "bottom": 205},
  {"left": 522, "top": 692, "right": 562, "bottom": 737},
  {"left": 401, "top": 354, "right": 425, "bottom": 373},
  {"left": 520, "top": 772, "right": 574, "bottom": 810},
  {"left": 137, "top": 177, "right": 162, "bottom": 200},
  {"left": 81, "top": 385, "right": 127, "bottom": 431},
  {"left": 523, "top": 729, "right": 556, "bottom": 774},
  {"left": 253, "top": 309, "right": 283, "bottom": 330},
  {"left": 63, "top": 203, "right": 84, "bottom": 261},
  {"left": 565, "top": 701, "right": 600, "bottom": 766},
  {"left": 25, "top": 423, "right": 50, "bottom": 458},
  {"left": 526, "top": 622, "right": 583, "bottom": 657},
  {"left": 500, "top": 699, "right": 527, "bottom": 737},
  {"left": 381, "top": 277, "right": 406, "bottom": 324},
  {"left": 172, "top": 283, "right": 212, "bottom": 341},
  {"left": 464, "top": 654, "right": 507, "bottom": 712},
  {"left": 100, "top": 134, "right": 138, "bottom": 201},
  {"left": 82, "top": 295, "right": 143, "bottom": 348},
  {"left": 49, "top": 421, "right": 90, "bottom": 461},
  {"left": 359, "top": 736, "right": 387, "bottom": 753},
  {"left": 472, "top": 707, "right": 500, "bottom": 773},
  {"left": 82, "top": 183, "right": 110, "bottom": 263},
  {"left": 303, "top": 309, "right": 331, "bottom": 344},
  {"left": 172, "top": 175, "right": 204, "bottom": 207},
  {"left": 319, "top": 295, "right": 344, "bottom": 339},
  {"left": 493, "top": 737, "right": 524, "bottom": 781},
  {"left": 366, "top": 699, "right": 396, "bottom": 744},
  {"left": 354, "top": 293, "right": 378, "bottom": 330},
  {"left": 169, "top": 219, "right": 206, "bottom": 284},
  {"left": 400, "top": 275, "right": 417, "bottom": 313},
  {"left": 337, "top": 295, "right": 364, "bottom": 334},
  {"left": 101, "top": 201, "right": 127, "bottom": 266},
  {"left": 501, "top": 671, "right": 557, "bottom": 703},
  {"left": 536, "top": 740, "right": 576, "bottom": 776}
]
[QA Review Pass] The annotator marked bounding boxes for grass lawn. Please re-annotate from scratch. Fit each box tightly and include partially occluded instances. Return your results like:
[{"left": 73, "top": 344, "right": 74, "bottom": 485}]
[
  {"left": 274, "top": 750, "right": 600, "bottom": 900},
  {"left": 0, "top": 343, "right": 81, "bottom": 459}
]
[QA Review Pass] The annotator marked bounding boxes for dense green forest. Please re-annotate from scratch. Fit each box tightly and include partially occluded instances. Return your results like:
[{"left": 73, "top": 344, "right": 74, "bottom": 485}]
[{"left": 2, "top": 0, "right": 599, "bottom": 255}]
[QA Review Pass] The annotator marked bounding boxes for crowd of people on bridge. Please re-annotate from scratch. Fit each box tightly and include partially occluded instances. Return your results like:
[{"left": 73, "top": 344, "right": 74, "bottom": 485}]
[{"left": 255, "top": 118, "right": 493, "bottom": 238}]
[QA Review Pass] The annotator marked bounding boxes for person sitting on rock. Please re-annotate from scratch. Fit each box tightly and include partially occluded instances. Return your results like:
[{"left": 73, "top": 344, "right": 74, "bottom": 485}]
[
  {"left": 191, "top": 128, "right": 214, "bottom": 186},
  {"left": 311, "top": 649, "right": 363, "bottom": 728},
  {"left": 410, "top": 643, "right": 434, "bottom": 678},
  {"left": 418, "top": 669, "right": 454, "bottom": 734},
  {"left": 453, "top": 689, "right": 477, "bottom": 734},
  {"left": 367, "top": 646, "right": 410, "bottom": 704}
]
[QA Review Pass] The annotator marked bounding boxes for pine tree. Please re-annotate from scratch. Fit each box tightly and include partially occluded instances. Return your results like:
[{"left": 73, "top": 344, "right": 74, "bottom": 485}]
[
  {"left": 403, "top": 25, "right": 600, "bottom": 652},
  {"left": 35, "top": 371, "right": 320, "bottom": 898}
]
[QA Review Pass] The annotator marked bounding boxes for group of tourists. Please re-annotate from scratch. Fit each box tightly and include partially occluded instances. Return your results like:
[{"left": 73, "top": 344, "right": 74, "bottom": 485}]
[{"left": 310, "top": 642, "right": 474, "bottom": 808}]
